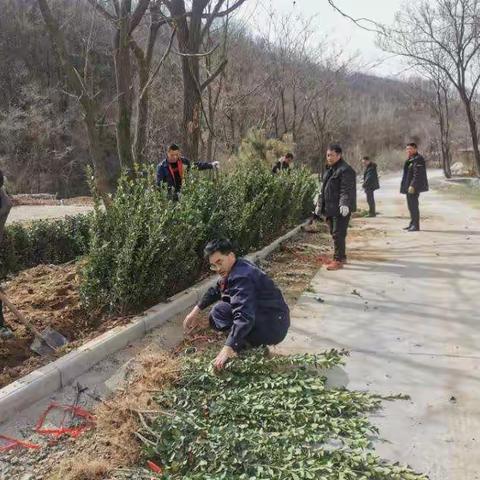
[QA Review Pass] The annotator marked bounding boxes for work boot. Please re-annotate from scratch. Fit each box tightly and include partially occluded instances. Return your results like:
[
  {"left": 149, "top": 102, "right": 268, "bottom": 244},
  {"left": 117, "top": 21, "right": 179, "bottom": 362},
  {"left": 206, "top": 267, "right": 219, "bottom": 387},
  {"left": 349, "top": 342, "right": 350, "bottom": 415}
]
[
  {"left": 326, "top": 260, "right": 344, "bottom": 271},
  {"left": 0, "top": 326, "right": 13, "bottom": 339},
  {"left": 407, "top": 225, "right": 420, "bottom": 232}
]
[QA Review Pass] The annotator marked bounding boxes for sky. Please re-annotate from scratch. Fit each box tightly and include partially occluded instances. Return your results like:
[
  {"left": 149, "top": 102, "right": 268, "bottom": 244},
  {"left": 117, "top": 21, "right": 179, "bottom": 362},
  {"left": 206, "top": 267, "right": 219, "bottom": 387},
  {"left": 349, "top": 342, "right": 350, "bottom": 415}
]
[{"left": 241, "top": 0, "right": 407, "bottom": 78}]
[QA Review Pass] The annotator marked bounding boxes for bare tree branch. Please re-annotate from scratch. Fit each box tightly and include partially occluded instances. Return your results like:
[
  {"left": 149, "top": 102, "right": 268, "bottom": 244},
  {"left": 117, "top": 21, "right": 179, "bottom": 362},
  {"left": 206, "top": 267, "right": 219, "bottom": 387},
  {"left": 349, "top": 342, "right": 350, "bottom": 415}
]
[
  {"left": 85, "top": 0, "right": 116, "bottom": 23},
  {"left": 129, "top": 0, "right": 151, "bottom": 33},
  {"left": 138, "top": 26, "right": 177, "bottom": 100},
  {"left": 201, "top": 58, "right": 227, "bottom": 91},
  {"left": 327, "top": 0, "right": 386, "bottom": 34},
  {"left": 172, "top": 44, "right": 219, "bottom": 57}
]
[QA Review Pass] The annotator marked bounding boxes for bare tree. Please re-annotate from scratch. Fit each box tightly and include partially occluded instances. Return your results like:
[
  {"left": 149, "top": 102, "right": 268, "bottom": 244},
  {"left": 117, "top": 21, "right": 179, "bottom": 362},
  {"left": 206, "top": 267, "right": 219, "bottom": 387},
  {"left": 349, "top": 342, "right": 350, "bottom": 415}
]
[
  {"left": 38, "top": 0, "right": 120, "bottom": 202},
  {"left": 162, "top": 0, "right": 246, "bottom": 161},
  {"left": 378, "top": 0, "right": 480, "bottom": 176},
  {"left": 130, "top": 2, "right": 176, "bottom": 163},
  {"left": 85, "top": 0, "right": 159, "bottom": 169}
]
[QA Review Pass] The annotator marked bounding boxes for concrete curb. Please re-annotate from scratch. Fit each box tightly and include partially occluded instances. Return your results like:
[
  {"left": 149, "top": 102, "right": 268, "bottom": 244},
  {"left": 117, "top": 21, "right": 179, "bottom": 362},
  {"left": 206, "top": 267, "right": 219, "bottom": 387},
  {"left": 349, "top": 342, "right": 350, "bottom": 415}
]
[{"left": 0, "top": 222, "right": 306, "bottom": 423}]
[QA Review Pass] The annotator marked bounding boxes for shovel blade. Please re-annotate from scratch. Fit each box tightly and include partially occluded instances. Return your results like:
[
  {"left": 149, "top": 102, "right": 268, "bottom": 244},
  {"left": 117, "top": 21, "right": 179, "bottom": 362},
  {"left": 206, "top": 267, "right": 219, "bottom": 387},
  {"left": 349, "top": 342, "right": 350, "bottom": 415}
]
[{"left": 30, "top": 327, "right": 68, "bottom": 356}]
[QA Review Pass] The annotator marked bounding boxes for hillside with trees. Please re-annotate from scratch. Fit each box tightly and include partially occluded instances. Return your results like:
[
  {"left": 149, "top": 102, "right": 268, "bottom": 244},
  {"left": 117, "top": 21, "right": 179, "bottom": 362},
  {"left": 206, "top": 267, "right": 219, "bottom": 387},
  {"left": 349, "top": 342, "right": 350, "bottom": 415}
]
[{"left": 0, "top": 0, "right": 447, "bottom": 197}]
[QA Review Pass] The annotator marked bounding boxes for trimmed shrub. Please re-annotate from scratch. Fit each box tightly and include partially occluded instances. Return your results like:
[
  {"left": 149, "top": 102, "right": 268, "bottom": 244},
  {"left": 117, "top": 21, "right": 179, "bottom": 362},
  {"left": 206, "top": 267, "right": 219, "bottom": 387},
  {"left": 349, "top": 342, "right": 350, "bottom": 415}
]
[
  {"left": 81, "top": 161, "right": 316, "bottom": 314},
  {"left": 0, "top": 214, "right": 91, "bottom": 279}
]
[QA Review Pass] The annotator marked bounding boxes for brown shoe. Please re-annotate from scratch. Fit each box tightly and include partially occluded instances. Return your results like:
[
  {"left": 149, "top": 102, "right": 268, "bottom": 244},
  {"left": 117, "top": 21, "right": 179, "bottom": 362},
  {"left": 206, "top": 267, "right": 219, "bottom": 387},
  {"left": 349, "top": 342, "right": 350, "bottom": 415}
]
[{"left": 326, "top": 260, "right": 344, "bottom": 271}]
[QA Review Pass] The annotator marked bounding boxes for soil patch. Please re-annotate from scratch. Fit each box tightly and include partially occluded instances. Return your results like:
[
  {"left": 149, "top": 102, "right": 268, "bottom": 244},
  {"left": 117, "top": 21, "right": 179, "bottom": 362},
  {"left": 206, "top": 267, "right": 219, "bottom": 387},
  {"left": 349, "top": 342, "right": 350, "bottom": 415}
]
[{"left": 0, "top": 262, "right": 129, "bottom": 388}]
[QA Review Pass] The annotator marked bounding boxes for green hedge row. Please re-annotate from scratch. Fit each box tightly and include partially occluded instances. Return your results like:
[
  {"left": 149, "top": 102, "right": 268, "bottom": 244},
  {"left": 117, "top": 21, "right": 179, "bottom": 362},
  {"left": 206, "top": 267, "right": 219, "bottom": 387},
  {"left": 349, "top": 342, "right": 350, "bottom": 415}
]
[
  {"left": 80, "top": 161, "right": 316, "bottom": 314},
  {"left": 0, "top": 214, "right": 91, "bottom": 279}
]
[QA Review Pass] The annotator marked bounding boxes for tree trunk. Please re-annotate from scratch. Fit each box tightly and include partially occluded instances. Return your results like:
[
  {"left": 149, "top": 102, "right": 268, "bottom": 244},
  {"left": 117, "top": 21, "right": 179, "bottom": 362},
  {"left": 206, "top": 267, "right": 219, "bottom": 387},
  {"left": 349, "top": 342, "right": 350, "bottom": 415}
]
[
  {"left": 84, "top": 109, "right": 121, "bottom": 202},
  {"left": 114, "top": 1, "right": 134, "bottom": 171},
  {"left": 182, "top": 55, "right": 202, "bottom": 160},
  {"left": 460, "top": 93, "right": 480, "bottom": 176},
  {"left": 132, "top": 5, "right": 162, "bottom": 164}
]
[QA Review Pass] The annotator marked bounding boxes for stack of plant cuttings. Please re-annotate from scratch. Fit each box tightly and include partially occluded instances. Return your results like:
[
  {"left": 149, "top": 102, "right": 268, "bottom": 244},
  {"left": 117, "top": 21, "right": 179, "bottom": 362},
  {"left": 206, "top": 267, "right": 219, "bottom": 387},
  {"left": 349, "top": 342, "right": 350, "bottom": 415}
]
[{"left": 122, "top": 349, "right": 427, "bottom": 480}]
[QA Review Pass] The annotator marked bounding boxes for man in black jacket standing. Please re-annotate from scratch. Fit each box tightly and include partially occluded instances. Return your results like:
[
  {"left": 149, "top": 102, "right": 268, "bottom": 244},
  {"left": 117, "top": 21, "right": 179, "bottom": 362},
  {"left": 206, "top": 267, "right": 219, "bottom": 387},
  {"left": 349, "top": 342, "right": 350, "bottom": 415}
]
[
  {"left": 320, "top": 144, "right": 357, "bottom": 271},
  {"left": 362, "top": 156, "right": 380, "bottom": 217},
  {"left": 400, "top": 143, "right": 429, "bottom": 232}
]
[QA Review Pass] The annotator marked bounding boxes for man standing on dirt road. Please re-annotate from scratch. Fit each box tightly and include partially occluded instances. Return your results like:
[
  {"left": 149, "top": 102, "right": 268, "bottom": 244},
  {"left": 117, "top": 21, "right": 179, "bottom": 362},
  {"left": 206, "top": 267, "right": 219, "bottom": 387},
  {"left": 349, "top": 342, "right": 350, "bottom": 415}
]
[
  {"left": 320, "top": 144, "right": 357, "bottom": 271},
  {"left": 0, "top": 169, "right": 13, "bottom": 338},
  {"left": 156, "top": 143, "right": 219, "bottom": 201},
  {"left": 183, "top": 239, "right": 290, "bottom": 370},
  {"left": 362, "top": 156, "right": 380, "bottom": 217},
  {"left": 400, "top": 143, "right": 429, "bottom": 232}
]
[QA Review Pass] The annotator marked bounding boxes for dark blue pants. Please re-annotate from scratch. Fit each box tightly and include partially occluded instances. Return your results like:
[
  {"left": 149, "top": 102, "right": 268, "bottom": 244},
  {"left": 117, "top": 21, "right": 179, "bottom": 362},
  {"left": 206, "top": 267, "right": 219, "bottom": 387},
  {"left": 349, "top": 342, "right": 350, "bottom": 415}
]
[
  {"left": 209, "top": 302, "right": 290, "bottom": 349},
  {"left": 407, "top": 193, "right": 420, "bottom": 228},
  {"left": 366, "top": 190, "right": 376, "bottom": 216},
  {"left": 326, "top": 214, "right": 351, "bottom": 261}
]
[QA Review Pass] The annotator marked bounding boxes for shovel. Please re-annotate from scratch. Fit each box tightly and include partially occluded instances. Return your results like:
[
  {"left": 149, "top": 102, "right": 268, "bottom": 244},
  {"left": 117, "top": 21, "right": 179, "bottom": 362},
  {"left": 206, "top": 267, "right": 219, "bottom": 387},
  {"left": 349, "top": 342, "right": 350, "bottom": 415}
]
[{"left": 0, "top": 289, "right": 68, "bottom": 356}]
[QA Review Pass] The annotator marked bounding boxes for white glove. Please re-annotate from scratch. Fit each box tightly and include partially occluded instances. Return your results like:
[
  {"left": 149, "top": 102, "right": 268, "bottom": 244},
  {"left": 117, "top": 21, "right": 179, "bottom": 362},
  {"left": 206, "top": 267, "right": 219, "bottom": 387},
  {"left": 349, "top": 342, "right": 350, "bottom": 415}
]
[
  {"left": 339, "top": 206, "right": 350, "bottom": 217},
  {"left": 212, "top": 161, "right": 220, "bottom": 169}
]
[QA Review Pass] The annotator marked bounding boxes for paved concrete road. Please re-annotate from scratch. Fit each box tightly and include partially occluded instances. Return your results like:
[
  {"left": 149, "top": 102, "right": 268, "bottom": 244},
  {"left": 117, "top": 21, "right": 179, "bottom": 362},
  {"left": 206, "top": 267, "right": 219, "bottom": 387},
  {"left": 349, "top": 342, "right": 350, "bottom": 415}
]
[
  {"left": 6, "top": 205, "right": 93, "bottom": 224},
  {"left": 279, "top": 170, "right": 480, "bottom": 480}
]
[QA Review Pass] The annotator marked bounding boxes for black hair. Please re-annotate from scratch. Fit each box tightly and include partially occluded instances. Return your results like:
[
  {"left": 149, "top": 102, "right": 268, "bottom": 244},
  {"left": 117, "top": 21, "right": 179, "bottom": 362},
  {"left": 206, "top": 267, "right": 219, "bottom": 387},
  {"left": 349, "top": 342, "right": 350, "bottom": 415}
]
[
  {"left": 168, "top": 143, "right": 180, "bottom": 151},
  {"left": 327, "top": 144, "right": 342, "bottom": 154},
  {"left": 204, "top": 239, "right": 235, "bottom": 258},
  {"left": 285, "top": 152, "right": 294, "bottom": 159},
  {"left": 362, "top": 156, "right": 370, "bottom": 161},
  {"left": 407, "top": 142, "right": 418, "bottom": 149}
]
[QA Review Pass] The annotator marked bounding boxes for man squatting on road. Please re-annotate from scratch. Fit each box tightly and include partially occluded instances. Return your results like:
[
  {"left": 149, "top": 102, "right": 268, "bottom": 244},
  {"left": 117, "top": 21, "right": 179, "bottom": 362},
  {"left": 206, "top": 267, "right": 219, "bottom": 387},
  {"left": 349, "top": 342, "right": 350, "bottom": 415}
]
[{"left": 183, "top": 239, "right": 290, "bottom": 370}]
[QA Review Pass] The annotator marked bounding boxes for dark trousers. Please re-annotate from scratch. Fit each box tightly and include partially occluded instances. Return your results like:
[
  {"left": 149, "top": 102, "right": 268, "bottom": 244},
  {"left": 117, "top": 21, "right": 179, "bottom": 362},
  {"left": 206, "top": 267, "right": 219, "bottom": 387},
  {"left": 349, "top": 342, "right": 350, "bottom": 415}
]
[
  {"left": 406, "top": 193, "right": 420, "bottom": 228},
  {"left": 209, "top": 302, "right": 289, "bottom": 350},
  {"left": 365, "top": 190, "right": 376, "bottom": 216},
  {"left": 326, "top": 214, "right": 351, "bottom": 261},
  {"left": 0, "top": 300, "right": 4, "bottom": 327}
]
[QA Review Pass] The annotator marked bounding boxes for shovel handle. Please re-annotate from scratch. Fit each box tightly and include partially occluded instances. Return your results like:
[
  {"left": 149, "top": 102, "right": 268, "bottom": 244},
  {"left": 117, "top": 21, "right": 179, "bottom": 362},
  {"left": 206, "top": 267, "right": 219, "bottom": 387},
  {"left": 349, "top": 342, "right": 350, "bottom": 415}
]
[{"left": 0, "top": 289, "right": 44, "bottom": 339}]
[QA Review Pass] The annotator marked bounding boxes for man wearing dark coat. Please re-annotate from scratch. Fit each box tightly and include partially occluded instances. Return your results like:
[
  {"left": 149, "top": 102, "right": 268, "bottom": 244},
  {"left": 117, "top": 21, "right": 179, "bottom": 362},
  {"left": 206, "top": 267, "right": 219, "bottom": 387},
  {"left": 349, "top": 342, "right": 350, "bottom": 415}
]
[
  {"left": 183, "top": 239, "right": 290, "bottom": 370},
  {"left": 320, "top": 144, "right": 357, "bottom": 271},
  {"left": 272, "top": 153, "right": 294, "bottom": 174},
  {"left": 156, "top": 144, "right": 219, "bottom": 201},
  {"left": 362, "top": 156, "right": 380, "bottom": 217},
  {"left": 400, "top": 143, "right": 429, "bottom": 231}
]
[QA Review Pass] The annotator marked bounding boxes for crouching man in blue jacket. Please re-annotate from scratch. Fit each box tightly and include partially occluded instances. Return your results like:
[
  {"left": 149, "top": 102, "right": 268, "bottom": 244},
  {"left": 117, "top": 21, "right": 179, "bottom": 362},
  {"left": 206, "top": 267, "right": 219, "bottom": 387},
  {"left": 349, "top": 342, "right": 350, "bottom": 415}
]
[{"left": 183, "top": 239, "right": 290, "bottom": 370}]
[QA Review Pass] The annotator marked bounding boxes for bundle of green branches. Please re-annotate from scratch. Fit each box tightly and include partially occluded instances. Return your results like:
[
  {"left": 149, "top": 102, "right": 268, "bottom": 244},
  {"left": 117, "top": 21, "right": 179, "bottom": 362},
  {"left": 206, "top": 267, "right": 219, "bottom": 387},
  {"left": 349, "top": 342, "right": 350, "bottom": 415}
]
[{"left": 132, "top": 349, "right": 427, "bottom": 480}]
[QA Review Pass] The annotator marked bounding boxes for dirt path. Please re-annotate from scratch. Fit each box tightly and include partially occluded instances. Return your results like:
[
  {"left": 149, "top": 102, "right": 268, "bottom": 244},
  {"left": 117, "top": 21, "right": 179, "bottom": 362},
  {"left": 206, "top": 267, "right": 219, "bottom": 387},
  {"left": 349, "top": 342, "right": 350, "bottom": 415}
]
[
  {"left": 280, "top": 169, "right": 480, "bottom": 480},
  {"left": 7, "top": 205, "right": 93, "bottom": 225}
]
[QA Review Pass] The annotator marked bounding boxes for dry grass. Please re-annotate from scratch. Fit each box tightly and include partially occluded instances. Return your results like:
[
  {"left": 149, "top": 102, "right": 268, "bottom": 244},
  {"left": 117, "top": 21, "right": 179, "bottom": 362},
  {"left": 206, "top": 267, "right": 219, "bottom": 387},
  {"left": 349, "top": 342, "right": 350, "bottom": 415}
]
[
  {"left": 48, "top": 348, "right": 180, "bottom": 480},
  {"left": 64, "top": 459, "right": 111, "bottom": 480}
]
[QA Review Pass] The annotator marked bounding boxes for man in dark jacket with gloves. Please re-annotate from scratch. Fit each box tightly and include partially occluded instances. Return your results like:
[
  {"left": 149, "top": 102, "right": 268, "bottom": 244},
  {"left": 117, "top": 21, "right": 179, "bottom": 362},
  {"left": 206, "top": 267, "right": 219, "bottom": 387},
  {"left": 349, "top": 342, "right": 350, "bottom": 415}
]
[
  {"left": 400, "top": 143, "right": 429, "bottom": 231},
  {"left": 183, "top": 239, "right": 290, "bottom": 370},
  {"left": 320, "top": 144, "right": 357, "bottom": 271},
  {"left": 156, "top": 143, "right": 219, "bottom": 200},
  {"left": 362, "top": 156, "right": 380, "bottom": 217}
]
